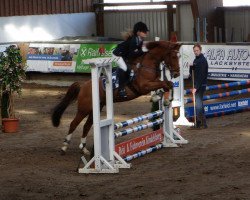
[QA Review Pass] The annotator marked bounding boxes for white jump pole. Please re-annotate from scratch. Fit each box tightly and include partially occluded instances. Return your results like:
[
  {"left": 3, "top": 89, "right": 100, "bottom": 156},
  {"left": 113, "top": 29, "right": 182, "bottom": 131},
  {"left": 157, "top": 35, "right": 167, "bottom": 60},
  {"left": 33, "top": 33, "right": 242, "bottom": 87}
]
[{"left": 161, "top": 60, "right": 188, "bottom": 146}]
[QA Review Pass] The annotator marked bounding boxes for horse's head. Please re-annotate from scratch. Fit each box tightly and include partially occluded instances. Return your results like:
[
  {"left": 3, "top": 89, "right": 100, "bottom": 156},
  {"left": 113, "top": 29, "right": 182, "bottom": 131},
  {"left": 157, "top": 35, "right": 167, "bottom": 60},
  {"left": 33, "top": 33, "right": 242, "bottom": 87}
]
[{"left": 146, "top": 41, "right": 182, "bottom": 78}]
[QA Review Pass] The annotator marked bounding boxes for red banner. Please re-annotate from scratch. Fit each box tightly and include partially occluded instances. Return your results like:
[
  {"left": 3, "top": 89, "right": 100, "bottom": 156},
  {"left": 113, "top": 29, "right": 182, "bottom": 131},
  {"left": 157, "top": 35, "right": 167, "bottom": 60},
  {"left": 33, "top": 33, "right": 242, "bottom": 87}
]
[{"left": 115, "top": 129, "right": 164, "bottom": 158}]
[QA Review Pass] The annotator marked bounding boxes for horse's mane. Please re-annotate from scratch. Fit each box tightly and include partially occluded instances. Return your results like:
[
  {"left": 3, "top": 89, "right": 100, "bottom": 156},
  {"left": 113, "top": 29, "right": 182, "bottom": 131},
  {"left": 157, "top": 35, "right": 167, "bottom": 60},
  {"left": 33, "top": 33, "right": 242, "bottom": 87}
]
[{"left": 146, "top": 41, "right": 181, "bottom": 51}]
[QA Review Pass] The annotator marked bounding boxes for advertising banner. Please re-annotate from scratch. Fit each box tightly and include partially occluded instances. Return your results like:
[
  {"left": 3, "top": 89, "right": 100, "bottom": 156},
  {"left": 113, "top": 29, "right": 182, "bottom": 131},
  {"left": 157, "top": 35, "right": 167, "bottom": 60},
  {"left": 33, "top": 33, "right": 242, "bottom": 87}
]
[
  {"left": 75, "top": 43, "right": 118, "bottom": 73},
  {"left": 172, "top": 45, "right": 250, "bottom": 108},
  {"left": 115, "top": 129, "right": 163, "bottom": 158},
  {"left": 185, "top": 98, "right": 250, "bottom": 117},
  {"left": 26, "top": 43, "right": 80, "bottom": 73},
  {"left": 26, "top": 43, "right": 118, "bottom": 73},
  {"left": 181, "top": 45, "right": 250, "bottom": 81}
]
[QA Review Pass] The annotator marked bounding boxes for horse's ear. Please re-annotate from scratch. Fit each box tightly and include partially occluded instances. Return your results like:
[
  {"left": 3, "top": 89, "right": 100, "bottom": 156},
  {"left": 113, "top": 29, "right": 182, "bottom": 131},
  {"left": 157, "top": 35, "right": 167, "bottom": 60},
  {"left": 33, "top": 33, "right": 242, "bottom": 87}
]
[
  {"left": 169, "top": 42, "right": 182, "bottom": 50},
  {"left": 146, "top": 41, "right": 160, "bottom": 50}
]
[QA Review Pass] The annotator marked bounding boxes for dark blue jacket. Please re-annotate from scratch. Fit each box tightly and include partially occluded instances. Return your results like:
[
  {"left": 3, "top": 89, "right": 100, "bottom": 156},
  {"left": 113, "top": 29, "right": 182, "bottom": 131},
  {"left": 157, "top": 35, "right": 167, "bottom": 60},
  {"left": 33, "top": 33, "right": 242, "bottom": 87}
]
[
  {"left": 113, "top": 36, "right": 144, "bottom": 60},
  {"left": 192, "top": 53, "right": 208, "bottom": 90}
]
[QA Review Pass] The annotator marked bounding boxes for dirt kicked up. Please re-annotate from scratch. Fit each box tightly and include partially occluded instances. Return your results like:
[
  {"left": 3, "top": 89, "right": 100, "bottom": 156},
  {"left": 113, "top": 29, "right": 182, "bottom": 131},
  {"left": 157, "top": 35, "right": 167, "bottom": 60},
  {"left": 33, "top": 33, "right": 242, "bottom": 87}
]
[{"left": 0, "top": 83, "right": 249, "bottom": 200}]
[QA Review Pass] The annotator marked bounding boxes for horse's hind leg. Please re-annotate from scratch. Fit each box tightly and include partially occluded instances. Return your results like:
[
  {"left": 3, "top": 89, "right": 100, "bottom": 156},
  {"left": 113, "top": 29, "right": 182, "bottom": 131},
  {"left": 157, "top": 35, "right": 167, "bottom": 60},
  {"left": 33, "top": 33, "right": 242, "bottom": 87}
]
[
  {"left": 79, "top": 112, "right": 93, "bottom": 155},
  {"left": 61, "top": 111, "right": 86, "bottom": 154}
]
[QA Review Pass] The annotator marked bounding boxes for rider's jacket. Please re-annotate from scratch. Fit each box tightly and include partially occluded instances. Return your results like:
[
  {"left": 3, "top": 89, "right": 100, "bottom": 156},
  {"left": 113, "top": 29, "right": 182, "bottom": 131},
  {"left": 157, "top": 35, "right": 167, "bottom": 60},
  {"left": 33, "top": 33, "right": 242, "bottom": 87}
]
[{"left": 113, "top": 36, "right": 144, "bottom": 60}]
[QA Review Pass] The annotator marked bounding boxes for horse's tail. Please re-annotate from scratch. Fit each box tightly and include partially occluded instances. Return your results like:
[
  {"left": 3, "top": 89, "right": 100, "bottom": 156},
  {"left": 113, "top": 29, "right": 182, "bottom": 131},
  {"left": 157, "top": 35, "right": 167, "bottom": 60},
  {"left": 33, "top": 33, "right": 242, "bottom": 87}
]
[{"left": 52, "top": 82, "right": 81, "bottom": 127}]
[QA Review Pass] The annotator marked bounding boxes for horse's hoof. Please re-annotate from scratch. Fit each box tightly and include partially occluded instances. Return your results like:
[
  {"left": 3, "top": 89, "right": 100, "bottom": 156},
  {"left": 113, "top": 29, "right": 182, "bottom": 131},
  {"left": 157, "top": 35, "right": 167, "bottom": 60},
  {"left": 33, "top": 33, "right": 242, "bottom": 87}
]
[
  {"left": 60, "top": 149, "right": 66, "bottom": 155},
  {"left": 61, "top": 146, "right": 68, "bottom": 155}
]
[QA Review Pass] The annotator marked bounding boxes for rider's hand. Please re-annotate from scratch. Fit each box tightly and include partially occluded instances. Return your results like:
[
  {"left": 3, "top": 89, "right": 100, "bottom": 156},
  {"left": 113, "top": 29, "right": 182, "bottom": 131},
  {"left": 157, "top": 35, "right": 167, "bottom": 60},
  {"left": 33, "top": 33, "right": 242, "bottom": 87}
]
[{"left": 192, "top": 88, "right": 197, "bottom": 94}]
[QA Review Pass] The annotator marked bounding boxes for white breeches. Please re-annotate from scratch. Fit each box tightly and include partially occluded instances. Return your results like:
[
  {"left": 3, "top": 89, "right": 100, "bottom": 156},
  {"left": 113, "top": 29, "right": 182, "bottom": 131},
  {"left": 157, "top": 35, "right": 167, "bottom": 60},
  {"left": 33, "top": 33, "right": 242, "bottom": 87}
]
[{"left": 112, "top": 54, "right": 127, "bottom": 71}]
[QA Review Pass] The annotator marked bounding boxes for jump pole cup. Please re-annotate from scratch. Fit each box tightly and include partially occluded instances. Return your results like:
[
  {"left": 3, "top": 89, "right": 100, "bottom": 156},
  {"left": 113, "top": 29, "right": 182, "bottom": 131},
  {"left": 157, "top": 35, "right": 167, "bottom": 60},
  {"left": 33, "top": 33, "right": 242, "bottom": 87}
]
[{"left": 192, "top": 69, "right": 197, "bottom": 126}]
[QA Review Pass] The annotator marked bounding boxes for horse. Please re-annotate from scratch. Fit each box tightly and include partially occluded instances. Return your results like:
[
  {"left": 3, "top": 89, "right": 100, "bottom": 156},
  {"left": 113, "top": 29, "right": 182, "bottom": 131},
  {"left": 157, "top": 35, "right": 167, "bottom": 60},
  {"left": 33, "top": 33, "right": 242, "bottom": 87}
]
[{"left": 51, "top": 41, "right": 182, "bottom": 155}]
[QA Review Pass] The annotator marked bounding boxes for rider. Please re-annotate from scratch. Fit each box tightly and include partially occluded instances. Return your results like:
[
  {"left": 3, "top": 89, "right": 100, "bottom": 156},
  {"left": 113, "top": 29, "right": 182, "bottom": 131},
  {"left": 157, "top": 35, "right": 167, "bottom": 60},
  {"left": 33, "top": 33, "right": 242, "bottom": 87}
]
[{"left": 113, "top": 21, "right": 149, "bottom": 98}]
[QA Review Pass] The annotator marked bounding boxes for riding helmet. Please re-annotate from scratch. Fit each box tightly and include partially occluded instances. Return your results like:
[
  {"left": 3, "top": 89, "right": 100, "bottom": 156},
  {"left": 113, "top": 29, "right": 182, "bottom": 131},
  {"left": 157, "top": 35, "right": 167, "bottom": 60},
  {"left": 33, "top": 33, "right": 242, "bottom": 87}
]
[{"left": 133, "top": 22, "right": 149, "bottom": 35}]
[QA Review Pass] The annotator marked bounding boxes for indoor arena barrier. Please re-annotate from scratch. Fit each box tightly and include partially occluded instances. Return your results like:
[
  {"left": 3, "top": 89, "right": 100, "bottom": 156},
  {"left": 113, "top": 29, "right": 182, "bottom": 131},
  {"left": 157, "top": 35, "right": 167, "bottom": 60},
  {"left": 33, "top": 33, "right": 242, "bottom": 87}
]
[
  {"left": 184, "top": 80, "right": 250, "bottom": 95},
  {"left": 185, "top": 88, "right": 250, "bottom": 104},
  {"left": 183, "top": 81, "right": 250, "bottom": 119}
]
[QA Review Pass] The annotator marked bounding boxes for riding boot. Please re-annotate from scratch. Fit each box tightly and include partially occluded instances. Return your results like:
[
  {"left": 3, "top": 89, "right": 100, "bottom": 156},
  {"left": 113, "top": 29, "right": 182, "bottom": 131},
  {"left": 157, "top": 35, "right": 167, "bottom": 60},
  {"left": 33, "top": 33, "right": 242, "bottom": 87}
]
[{"left": 117, "top": 68, "right": 128, "bottom": 98}]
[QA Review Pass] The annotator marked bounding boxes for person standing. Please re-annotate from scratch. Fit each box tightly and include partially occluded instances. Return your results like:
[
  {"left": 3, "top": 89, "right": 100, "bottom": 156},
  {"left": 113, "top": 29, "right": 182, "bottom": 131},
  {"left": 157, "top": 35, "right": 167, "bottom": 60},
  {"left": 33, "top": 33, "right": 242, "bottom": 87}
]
[{"left": 191, "top": 43, "right": 208, "bottom": 129}]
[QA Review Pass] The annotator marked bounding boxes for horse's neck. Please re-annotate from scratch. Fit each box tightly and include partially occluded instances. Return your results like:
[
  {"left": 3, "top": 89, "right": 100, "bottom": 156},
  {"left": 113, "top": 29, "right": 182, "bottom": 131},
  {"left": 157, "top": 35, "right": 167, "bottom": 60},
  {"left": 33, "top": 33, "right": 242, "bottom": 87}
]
[
  {"left": 129, "top": 51, "right": 161, "bottom": 72},
  {"left": 142, "top": 51, "right": 161, "bottom": 68}
]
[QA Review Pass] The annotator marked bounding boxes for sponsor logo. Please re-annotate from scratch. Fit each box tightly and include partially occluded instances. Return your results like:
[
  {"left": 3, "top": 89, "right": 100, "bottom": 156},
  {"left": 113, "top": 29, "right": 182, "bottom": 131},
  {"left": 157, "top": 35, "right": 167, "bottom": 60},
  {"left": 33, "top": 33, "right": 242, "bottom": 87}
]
[
  {"left": 238, "top": 100, "right": 248, "bottom": 107},
  {"left": 173, "top": 81, "right": 179, "bottom": 87}
]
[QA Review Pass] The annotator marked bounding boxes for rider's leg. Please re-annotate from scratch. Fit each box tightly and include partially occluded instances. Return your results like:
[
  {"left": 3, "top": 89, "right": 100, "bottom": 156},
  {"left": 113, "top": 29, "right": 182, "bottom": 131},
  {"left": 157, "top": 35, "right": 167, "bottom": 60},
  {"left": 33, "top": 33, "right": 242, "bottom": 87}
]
[
  {"left": 117, "top": 68, "right": 128, "bottom": 98},
  {"left": 112, "top": 54, "right": 127, "bottom": 71},
  {"left": 112, "top": 54, "right": 129, "bottom": 98},
  {"left": 118, "top": 68, "right": 127, "bottom": 86}
]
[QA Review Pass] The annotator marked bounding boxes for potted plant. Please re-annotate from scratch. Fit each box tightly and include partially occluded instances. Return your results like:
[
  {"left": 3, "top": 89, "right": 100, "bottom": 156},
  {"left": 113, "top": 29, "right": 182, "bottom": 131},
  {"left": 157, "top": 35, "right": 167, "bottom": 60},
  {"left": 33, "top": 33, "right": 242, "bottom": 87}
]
[{"left": 0, "top": 45, "right": 26, "bottom": 133}]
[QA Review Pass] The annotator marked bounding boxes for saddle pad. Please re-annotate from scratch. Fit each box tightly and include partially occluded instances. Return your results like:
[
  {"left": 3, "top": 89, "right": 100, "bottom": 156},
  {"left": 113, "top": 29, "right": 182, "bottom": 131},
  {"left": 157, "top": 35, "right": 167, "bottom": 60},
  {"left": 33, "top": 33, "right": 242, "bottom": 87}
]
[{"left": 102, "top": 71, "right": 119, "bottom": 91}]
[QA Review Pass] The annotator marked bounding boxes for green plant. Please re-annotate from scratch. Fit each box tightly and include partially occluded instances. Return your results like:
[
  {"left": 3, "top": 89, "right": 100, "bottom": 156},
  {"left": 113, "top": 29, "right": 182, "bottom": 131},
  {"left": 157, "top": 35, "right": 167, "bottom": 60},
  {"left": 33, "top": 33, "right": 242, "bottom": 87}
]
[{"left": 0, "top": 45, "right": 26, "bottom": 118}]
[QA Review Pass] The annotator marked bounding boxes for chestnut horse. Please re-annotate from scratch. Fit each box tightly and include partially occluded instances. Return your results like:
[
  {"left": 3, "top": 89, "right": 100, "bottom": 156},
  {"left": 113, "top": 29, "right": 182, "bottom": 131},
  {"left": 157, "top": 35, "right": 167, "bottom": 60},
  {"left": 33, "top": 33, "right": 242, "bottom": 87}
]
[{"left": 51, "top": 41, "right": 181, "bottom": 154}]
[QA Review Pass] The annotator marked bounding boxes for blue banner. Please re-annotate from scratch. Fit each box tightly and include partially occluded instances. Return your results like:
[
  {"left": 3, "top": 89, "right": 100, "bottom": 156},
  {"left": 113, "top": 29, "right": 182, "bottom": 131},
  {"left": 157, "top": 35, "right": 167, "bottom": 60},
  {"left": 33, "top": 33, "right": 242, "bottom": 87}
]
[
  {"left": 185, "top": 98, "right": 250, "bottom": 117},
  {"left": 27, "top": 54, "right": 62, "bottom": 61},
  {"left": 208, "top": 72, "right": 250, "bottom": 80}
]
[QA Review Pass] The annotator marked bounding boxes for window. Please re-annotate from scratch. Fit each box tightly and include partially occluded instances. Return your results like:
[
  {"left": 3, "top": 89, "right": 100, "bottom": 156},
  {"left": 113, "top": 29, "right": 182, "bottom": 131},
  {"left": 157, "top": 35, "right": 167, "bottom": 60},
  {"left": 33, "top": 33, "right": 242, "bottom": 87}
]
[
  {"left": 223, "top": 0, "right": 250, "bottom": 6},
  {"left": 103, "top": 0, "right": 176, "bottom": 10}
]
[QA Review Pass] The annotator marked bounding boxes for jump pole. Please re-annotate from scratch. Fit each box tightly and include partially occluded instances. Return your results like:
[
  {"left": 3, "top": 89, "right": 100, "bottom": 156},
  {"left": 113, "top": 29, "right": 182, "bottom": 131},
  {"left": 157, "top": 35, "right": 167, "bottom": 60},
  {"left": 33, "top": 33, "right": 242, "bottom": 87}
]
[
  {"left": 185, "top": 88, "right": 250, "bottom": 104},
  {"left": 184, "top": 80, "right": 250, "bottom": 95}
]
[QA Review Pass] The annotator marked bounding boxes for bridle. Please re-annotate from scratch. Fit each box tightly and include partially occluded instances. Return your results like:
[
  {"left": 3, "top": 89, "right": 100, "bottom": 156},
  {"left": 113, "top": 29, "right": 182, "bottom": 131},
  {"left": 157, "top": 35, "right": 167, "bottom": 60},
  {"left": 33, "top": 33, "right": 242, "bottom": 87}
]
[{"left": 162, "top": 50, "right": 180, "bottom": 78}]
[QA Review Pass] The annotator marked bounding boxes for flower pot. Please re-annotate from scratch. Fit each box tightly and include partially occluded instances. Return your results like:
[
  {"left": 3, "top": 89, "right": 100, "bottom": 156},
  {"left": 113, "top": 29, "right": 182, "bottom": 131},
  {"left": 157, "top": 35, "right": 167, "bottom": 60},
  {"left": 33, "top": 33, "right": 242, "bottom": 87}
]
[{"left": 2, "top": 118, "right": 19, "bottom": 133}]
